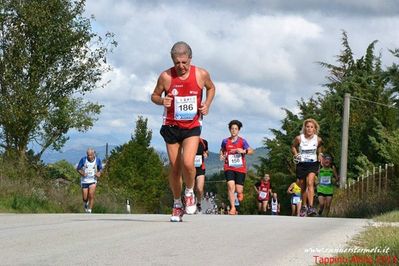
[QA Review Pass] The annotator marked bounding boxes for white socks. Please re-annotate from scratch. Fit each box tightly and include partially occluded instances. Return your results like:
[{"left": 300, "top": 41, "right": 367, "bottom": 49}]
[{"left": 185, "top": 187, "right": 194, "bottom": 196}]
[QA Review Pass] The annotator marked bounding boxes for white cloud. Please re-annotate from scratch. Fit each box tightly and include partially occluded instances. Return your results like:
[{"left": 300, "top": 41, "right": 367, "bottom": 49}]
[
  {"left": 94, "top": 67, "right": 158, "bottom": 103},
  {"left": 55, "top": 0, "right": 399, "bottom": 155},
  {"left": 214, "top": 82, "right": 284, "bottom": 119}
]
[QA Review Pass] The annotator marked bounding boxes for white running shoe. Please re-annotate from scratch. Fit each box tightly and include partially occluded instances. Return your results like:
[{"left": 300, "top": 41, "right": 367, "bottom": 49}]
[
  {"left": 170, "top": 205, "right": 184, "bottom": 222},
  {"left": 184, "top": 192, "right": 197, "bottom": 215}
]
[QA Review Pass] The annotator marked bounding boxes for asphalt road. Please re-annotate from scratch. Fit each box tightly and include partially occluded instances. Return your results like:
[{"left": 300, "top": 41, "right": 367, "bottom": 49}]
[{"left": 0, "top": 213, "right": 369, "bottom": 266}]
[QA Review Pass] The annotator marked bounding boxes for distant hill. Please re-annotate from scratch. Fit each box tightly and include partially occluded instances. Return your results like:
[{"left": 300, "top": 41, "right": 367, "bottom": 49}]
[
  {"left": 41, "top": 144, "right": 118, "bottom": 164},
  {"left": 205, "top": 147, "right": 268, "bottom": 175},
  {"left": 41, "top": 145, "right": 268, "bottom": 172}
]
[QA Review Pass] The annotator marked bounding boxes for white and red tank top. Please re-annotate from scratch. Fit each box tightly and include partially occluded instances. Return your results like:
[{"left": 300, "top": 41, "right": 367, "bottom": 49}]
[
  {"left": 163, "top": 65, "right": 202, "bottom": 129},
  {"left": 257, "top": 181, "right": 271, "bottom": 201}
]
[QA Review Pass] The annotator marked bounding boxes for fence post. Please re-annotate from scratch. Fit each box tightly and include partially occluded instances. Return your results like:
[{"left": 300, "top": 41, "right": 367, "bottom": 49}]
[
  {"left": 354, "top": 178, "right": 357, "bottom": 198},
  {"left": 371, "top": 167, "right": 375, "bottom": 195},
  {"left": 384, "top": 164, "right": 388, "bottom": 192},
  {"left": 360, "top": 174, "right": 364, "bottom": 199},
  {"left": 366, "top": 170, "right": 369, "bottom": 197},
  {"left": 378, "top": 165, "right": 382, "bottom": 195}
]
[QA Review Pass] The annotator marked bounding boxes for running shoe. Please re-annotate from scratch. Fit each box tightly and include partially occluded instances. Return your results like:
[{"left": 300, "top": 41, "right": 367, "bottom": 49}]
[
  {"left": 170, "top": 204, "right": 184, "bottom": 222},
  {"left": 86, "top": 209, "right": 92, "bottom": 214},
  {"left": 196, "top": 203, "right": 202, "bottom": 214},
  {"left": 228, "top": 207, "right": 237, "bottom": 215},
  {"left": 307, "top": 207, "right": 317, "bottom": 217},
  {"left": 184, "top": 192, "right": 197, "bottom": 215},
  {"left": 237, "top": 192, "right": 244, "bottom": 202},
  {"left": 299, "top": 206, "right": 308, "bottom": 217},
  {"left": 84, "top": 201, "right": 89, "bottom": 213}
]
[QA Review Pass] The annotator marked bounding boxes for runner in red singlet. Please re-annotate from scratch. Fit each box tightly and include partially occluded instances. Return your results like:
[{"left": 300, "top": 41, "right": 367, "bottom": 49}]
[
  {"left": 151, "top": 42, "right": 215, "bottom": 222},
  {"left": 254, "top": 174, "right": 272, "bottom": 215},
  {"left": 220, "top": 120, "right": 254, "bottom": 215}
]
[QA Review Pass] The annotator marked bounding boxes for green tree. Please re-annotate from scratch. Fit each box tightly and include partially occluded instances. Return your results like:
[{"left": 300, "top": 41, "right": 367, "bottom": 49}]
[
  {"left": 104, "top": 116, "right": 169, "bottom": 213},
  {"left": 257, "top": 31, "right": 399, "bottom": 184},
  {"left": 47, "top": 159, "right": 80, "bottom": 182},
  {"left": 0, "top": 0, "right": 116, "bottom": 160},
  {"left": 318, "top": 31, "right": 398, "bottom": 175}
]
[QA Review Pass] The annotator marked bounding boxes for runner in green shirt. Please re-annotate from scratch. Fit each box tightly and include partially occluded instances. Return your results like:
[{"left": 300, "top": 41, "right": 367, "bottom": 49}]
[{"left": 317, "top": 154, "right": 339, "bottom": 216}]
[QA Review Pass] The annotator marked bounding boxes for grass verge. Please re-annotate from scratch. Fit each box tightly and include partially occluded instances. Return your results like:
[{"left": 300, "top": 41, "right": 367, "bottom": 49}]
[{"left": 315, "top": 210, "right": 399, "bottom": 265}]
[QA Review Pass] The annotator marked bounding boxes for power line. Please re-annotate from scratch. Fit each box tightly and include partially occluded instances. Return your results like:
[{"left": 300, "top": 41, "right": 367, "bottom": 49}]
[{"left": 350, "top": 96, "right": 399, "bottom": 109}]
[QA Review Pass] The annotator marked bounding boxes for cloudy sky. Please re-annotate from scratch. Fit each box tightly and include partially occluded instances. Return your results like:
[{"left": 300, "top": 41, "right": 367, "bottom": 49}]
[{"left": 60, "top": 0, "right": 399, "bottom": 153}]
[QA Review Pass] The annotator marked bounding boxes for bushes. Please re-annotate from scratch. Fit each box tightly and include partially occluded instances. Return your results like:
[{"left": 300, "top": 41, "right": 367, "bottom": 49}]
[
  {"left": 0, "top": 158, "right": 125, "bottom": 213},
  {"left": 330, "top": 189, "right": 398, "bottom": 218}
]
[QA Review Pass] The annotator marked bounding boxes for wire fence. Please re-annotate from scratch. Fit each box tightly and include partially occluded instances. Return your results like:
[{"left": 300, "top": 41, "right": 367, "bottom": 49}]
[{"left": 344, "top": 163, "right": 396, "bottom": 199}]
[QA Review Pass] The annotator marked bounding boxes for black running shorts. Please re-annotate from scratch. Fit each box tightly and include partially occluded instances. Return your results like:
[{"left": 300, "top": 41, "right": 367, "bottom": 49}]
[
  {"left": 296, "top": 161, "right": 320, "bottom": 180},
  {"left": 225, "top": 170, "right": 246, "bottom": 185},
  {"left": 160, "top": 125, "right": 201, "bottom": 144},
  {"left": 195, "top": 167, "right": 206, "bottom": 177}
]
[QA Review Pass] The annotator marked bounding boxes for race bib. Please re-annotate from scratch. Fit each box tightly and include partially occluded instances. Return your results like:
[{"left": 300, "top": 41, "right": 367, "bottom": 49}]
[
  {"left": 300, "top": 149, "right": 317, "bottom": 162},
  {"left": 292, "top": 196, "right": 301, "bottom": 204},
  {"left": 174, "top": 96, "right": 197, "bottom": 120},
  {"left": 228, "top": 154, "right": 243, "bottom": 167},
  {"left": 194, "top": 155, "right": 202, "bottom": 167},
  {"left": 259, "top": 191, "right": 267, "bottom": 200},
  {"left": 85, "top": 168, "right": 96, "bottom": 177},
  {"left": 320, "top": 175, "right": 331, "bottom": 185}
]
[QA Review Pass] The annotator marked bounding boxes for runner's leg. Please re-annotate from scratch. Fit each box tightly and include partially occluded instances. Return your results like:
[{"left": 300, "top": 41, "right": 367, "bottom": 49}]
[
  {"left": 324, "top": 196, "right": 333, "bottom": 216},
  {"left": 318, "top": 195, "right": 325, "bottom": 216},
  {"left": 82, "top": 187, "right": 89, "bottom": 212},
  {"left": 88, "top": 183, "right": 96, "bottom": 210},
  {"left": 195, "top": 174, "right": 205, "bottom": 205},
  {"left": 227, "top": 180, "right": 236, "bottom": 212},
  {"left": 181, "top": 136, "right": 199, "bottom": 190},
  {"left": 306, "top": 173, "right": 316, "bottom": 208},
  {"left": 166, "top": 142, "right": 183, "bottom": 199}
]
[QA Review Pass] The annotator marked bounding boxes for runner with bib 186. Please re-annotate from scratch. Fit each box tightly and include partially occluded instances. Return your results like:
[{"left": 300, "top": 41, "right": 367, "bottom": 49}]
[{"left": 151, "top": 41, "right": 216, "bottom": 222}]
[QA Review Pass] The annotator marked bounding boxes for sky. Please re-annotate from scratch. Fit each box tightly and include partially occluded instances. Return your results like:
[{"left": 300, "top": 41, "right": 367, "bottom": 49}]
[{"left": 58, "top": 0, "right": 399, "bottom": 154}]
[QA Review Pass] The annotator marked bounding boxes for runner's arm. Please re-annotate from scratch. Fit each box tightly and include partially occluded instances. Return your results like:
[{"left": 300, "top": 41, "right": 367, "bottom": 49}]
[
  {"left": 291, "top": 136, "right": 300, "bottom": 156},
  {"left": 317, "top": 137, "right": 324, "bottom": 161},
  {"left": 151, "top": 72, "right": 171, "bottom": 106},
  {"left": 287, "top": 183, "right": 294, "bottom": 194},
  {"left": 198, "top": 69, "right": 215, "bottom": 115}
]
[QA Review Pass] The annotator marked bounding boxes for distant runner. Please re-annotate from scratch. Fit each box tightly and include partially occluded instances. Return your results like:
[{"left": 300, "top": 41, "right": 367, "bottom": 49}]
[
  {"left": 195, "top": 138, "right": 208, "bottom": 213},
  {"left": 254, "top": 174, "right": 272, "bottom": 215},
  {"left": 287, "top": 178, "right": 302, "bottom": 216},
  {"left": 270, "top": 193, "right": 280, "bottom": 215},
  {"left": 220, "top": 120, "right": 254, "bottom": 215},
  {"left": 76, "top": 148, "right": 103, "bottom": 213}
]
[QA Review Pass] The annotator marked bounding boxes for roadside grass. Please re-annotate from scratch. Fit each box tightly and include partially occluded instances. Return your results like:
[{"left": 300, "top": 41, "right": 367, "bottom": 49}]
[
  {"left": 315, "top": 210, "right": 399, "bottom": 266},
  {"left": 373, "top": 210, "right": 399, "bottom": 223},
  {"left": 0, "top": 171, "right": 125, "bottom": 214}
]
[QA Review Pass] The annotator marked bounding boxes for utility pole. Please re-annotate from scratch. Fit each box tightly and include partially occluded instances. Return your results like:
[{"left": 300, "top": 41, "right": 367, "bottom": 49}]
[{"left": 340, "top": 93, "right": 350, "bottom": 188}]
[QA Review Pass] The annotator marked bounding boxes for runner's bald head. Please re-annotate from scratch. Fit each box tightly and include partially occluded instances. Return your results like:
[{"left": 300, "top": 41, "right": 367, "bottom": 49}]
[
  {"left": 86, "top": 148, "right": 95, "bottom": 156},
  {"left": 171, "top": 41, "right": 192, "bottom": 59}
]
